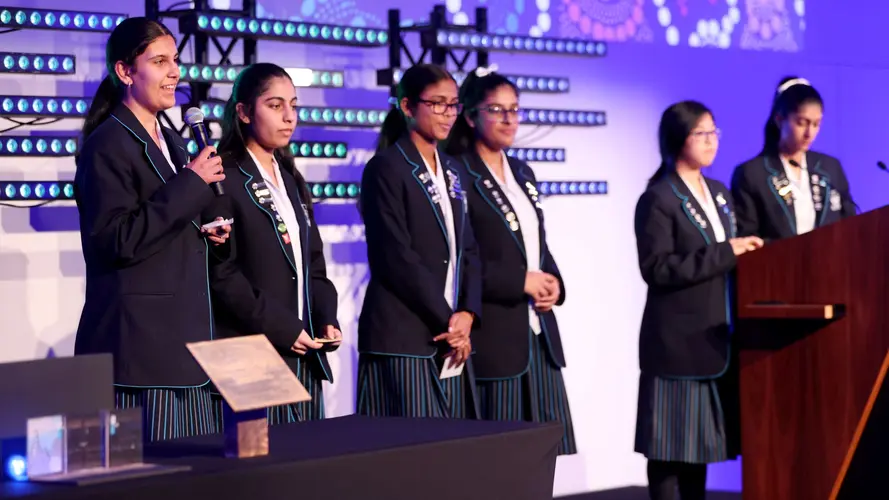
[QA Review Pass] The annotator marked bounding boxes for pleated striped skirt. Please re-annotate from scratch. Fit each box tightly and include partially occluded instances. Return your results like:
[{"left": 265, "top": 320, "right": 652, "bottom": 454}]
[
  {"left": 114, "top": 385, "right": 220, "bottom": 442},
  {"left": 356, "top": 353, "right": 479, "bottom": 418},
  {"left": 476, "top": 332, "right": 577, "bottom": 455},
  {"left": 633, "top": 373, "right": 732, "bottom": 464},
  {"left": 213, "top": 356, "right": 326, "bottom": 425}
]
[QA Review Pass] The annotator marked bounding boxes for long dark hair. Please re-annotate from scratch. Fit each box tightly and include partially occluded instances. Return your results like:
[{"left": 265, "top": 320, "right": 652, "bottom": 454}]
[
  {"left": 81, "top": 17, "right": 173, "bottom": 140},
  {"left": 762, "top": 76, "right": 823, "bottom": 155},
  {"left": 218, "top": 62, "right": 313, "bottom": 215},
  {"left": 648, "top": 100, "right": 714, "bottom": 187},
  {"left": 377, "top": 64, "right": 455, "bottom": 153},
  {"left": 444, "top": 68, "right": 518, "bottom": 156}
]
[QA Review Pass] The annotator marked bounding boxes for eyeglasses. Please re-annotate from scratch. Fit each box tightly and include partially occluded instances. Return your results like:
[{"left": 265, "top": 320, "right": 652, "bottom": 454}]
[
  {"left": 690, "top": 129, "right": 721, "bottom": 142},
  {"left": 419, "top": 99, "right": 463, "bottom": 115},
  {"left": 478, "top": 105, "right": 521, "bottom": 123}
]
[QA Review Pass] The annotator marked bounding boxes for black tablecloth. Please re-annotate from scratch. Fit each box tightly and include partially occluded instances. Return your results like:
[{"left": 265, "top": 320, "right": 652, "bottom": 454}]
[{"left": 1, "top": 415, "right": 562, "bottom": 500}]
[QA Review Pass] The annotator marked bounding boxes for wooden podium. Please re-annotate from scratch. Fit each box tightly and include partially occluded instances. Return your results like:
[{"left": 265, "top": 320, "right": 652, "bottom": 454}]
[{"left": 735, "top": 206, "right": 889, "bottom": 500}]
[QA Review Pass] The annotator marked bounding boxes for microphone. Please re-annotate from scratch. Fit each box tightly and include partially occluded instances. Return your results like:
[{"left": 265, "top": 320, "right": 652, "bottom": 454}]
[
  {"left": 878, "top": 160, "right": 888, "bottom": 172},
  {"left": 183, "top": 107, "right": 223, "bottom": 196}
]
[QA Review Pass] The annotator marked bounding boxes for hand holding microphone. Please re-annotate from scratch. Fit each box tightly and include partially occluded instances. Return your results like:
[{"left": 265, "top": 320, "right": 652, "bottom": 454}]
[{"left": 184, "top": 107, "right": 225, "bottom": 195}]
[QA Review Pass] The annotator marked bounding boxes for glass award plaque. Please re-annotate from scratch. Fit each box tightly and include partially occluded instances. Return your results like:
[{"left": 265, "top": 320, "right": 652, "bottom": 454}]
[
  {"left": 65, "top": 413, "right": 104, "bottom": 473},
  {"left": 103, "top": 407, "right": 143, "bottom": 468},
  {"left": 25, "top": 415, "right": 65, "bottom": 478}
]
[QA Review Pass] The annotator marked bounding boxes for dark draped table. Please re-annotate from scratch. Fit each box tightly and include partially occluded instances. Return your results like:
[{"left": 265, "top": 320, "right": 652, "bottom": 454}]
[{"left": 0, "top": 415, "right": 562, "bottom": 500}]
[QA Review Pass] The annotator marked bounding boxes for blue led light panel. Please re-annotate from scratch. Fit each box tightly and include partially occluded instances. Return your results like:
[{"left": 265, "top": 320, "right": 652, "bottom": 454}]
[
  {"left": 198, "top": 101, "right": 387, "bottom": 128},
  {"left": 309, "top": 182, "right": 360, "bottom": 199},
  {"left": 0, "top": 8, "right": 125, "bottom": 32},
  {"left": 506, "top": 148, "right": 566, "bottom": 162},
  {"left": 426, "top": 30, "right": 606, "bottom": 57},
  {"left": 185, "top": 139, "right": 347, "bottom": 159},
  {"left": 0, "top": 136, "right": 79, "bottom": 156},
  {"left": 178, "top": 63, "right": 345, "bottom": 88},
  {"left": 0, "top": 52, "right": 75, "bottom": 74},
  {"left": 385, "top": 68, "right": 569, "bottom": 94},
  {"left": 537, "top": 181, "right": 608, "bottom": 195},
  {"left": 1, "top": 181, "right": 74, "bottom": 200},
  {"left": 0, "top": 96, "right": 90, "bottom": 117},
  {"left": 179, "top": 13, "right": 387, "bottom": 47},
  {"left": 520, "top": 108, "right": 607, "bottom": 127}
]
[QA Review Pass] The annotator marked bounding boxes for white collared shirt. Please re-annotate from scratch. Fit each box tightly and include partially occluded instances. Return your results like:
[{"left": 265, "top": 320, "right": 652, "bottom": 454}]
[
  {"left": 247, "top": 149, "right": 304, "bottom": 319},
  {"left": 683, "top": 176, "right": 727, "bottom": 243},
  {"left": 780, "top": 155, "right": 816, "bottom": 235},
  {"left": 155, "top": 120, "right": 177, "bottom": 174},
  {"left": 422, "top": 150, "right": 457, "bottom": 310},
  {"left": 484, "top": 151, "right": 543, "bottom": 334}
]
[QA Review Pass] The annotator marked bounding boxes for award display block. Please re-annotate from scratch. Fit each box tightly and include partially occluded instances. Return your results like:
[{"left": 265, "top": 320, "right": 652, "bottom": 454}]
[
  {"left": 187, "top": 335, "right": 311, "bottom": 458},
  {"left": 64, "top": 413, "right": 104, "bottom": 473},
  {"left": 25, "top": 415, "right": 65, "bottom": 478},
  {"left": 103, "top": 407, "right": 143, "bottom": 468}
]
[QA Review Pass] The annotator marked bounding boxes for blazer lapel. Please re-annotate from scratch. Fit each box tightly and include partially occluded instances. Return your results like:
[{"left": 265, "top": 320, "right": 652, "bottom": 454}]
[
  {"left": 807, "top": 152, "right": 832, "bottom": 227},
  {"left": 510, "top": 157, "right": 546, "bottom": 266},
  {"left": 708, "top": 180, "right": 737, "bottom": 239},
  {"left": 461, "top": 152, "right": 527, "bottom": 259},
  {"left": 762, "top": 156, "right": 797, "bottom": 235},
  {"left": 395, "top": 136, "right": 448, "bottom": 247},
  {"left": 669, "top": 172, "right": 716, "bottom": 245},
  {"left": 442, "top": 156, "right": 466, "bottom": 251},
  {"left": 161, "top": 127, "right": 189, "bottom": 173},
  {"left": 236, "top": 155, "right": 298, "bottom": 276}
]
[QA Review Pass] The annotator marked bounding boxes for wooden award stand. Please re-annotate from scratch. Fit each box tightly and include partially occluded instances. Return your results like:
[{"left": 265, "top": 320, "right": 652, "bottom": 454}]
[{"left": 187, "top": 335, "right": 311, "bottom": 459}]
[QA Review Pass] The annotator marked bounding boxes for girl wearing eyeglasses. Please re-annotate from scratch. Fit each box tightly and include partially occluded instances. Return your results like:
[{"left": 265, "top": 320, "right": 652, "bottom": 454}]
[
  {"left": 443, "top": 65, "right": 576, "bottom": 455},
  {"left": 356, "top": 64, "right": 482, "bottom": 418},
  {"left": 731, "top": 76, "right": 856, "bottom": 241},
  {"left": 634, "top": 101, "right": 763, "bottom": 500}
]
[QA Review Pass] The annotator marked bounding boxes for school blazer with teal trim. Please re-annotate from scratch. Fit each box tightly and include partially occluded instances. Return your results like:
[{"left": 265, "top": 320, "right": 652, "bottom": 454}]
[
  {"left": 731, "top": 151, "right": 856, "bottom": 241},
  {"left": 358, "top": 136, "right": 482, "bottom": 357},
  {"left": 634, "top": 171, "right": 736, "bottom": 379},
  {"left": 459, "top": 151, "right": 567, "bottom": 379},
  {"left": 73, "top": 103, "right": 217, "bottom": 387},
  {"left": 208, "top": 151, "right": 339, "bottom": 382}
]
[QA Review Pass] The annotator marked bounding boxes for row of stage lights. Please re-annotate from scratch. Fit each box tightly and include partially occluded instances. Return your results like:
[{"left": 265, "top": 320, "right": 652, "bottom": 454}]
[
  {"left": 0, "top": 180, "right": 606, "bottom": 202},
  {"left": 0, "top": 7, "right": 604, "bottom": 199}
]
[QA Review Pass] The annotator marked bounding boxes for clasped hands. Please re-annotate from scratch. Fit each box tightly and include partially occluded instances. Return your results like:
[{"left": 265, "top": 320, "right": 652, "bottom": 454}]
[
  {"left": 432, "top": 311, "right": 474, "bottom": 367},
  {"left": 525, "top": 271, "right": 560, "bottom": 312}
]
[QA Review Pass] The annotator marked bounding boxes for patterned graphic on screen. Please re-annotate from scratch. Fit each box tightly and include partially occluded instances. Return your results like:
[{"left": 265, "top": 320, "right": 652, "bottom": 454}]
[{"left": 237, "top": 0, "right": 804, "bottom": 52}]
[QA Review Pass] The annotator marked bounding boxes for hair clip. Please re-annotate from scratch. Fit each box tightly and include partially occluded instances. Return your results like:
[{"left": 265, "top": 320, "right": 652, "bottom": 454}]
[
  {"left": 387, "top": 96, "right": 399, "bottom": 106},
  {"left": 474, "top": 63, "right": 500, "bottom": 78},
  {"left": 777, "top": 77, "right": 811, "bottom": 95}
]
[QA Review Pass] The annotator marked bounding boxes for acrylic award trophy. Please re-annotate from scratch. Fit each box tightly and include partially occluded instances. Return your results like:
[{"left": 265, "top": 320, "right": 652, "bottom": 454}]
[{"left": 187, "top": 335, "right": 311, "bottom": 458}]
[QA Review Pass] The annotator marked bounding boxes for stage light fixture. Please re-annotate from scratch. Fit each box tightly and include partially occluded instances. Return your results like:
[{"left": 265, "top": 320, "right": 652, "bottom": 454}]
[
  {"left": 308, "top": 182, "right": 360, "bottom": 200},
  {"left": 186, "top": 139, "right": 347, "bottom": 159},
  {"left": 178, "top": 64, "right": 344, "bottom": 88},
  {"left": 506, "top": 148, "right": 565, "bottom": 162},
  {"left": 1, "top": 181, "right": 75, "bottom": 200},
  {"left": 178, "top": 13, "right": 388, "bottom": 48},
  {"left": 0, "top": 96, "right": 90, "bottom": 117},
  {"left": 0, "top": 135, "right": 78, "bottom": 156},
  {"left": 537, "top": 181, "right": 608, "bottom": 195},
  {"left": 0, "top": 8, "right": 125, "bottom": 32},
  {"left": 379, "top": 68, "right": 569, "bottom": 94},
  {"left": 0, "top": 52, "right": 75, "bottom": 75},
  {"left": 425, "top": 30, "right": 606, "bottom": 57},
  {"left": 520, "top": 108, "right": 607, "bottom": 127},
  {"left": 198, "top": 101, "right": 387, "bottom": 128}
]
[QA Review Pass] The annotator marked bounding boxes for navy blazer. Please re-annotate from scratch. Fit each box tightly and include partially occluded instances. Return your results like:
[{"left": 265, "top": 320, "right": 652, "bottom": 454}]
[
  {"left": 209, "top": 150, "right": 339, "bottom": 382},
  {"left": 73, "top": 103, "right": 218, "bottom": 388},
  {"left": 731, "top": 151, "right": 856, "bottom": 240},
  {"left": 634, "top": 171, "right": 737, "bottom": 379},
  {"left": 358, "top": 136, "right": 482, "bottom": 357},
  {"left": 459, "top": 151, "right": 566, "bottom": 380}
]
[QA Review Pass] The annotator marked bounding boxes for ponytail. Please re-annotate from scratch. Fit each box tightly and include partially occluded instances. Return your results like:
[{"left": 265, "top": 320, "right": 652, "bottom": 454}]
[
  {"left": 81, "top": 75, "right": 122, "bottom": 141},
  {"left": 762, "top": 114, "right": 781, "bottom": 156},
  {"left": 443, "top": 113, "right": 474, "bottom": 156},
  {"left": 376, "top": 105, "right": 407, "bottom": 153},
  {"left": 275, "top": 150, "right": 314, "bottom": 219}
]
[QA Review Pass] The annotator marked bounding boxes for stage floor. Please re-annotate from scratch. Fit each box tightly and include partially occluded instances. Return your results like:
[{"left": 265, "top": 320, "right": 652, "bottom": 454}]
[{"left": 558, "top": 487, "right": 741, "bottom": 499}]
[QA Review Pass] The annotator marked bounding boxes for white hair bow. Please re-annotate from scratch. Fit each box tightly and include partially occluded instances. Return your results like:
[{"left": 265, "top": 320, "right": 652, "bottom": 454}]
[
  {"left": 777, "top": 77, "right": 811, "bottom": 95},
  {"left": 475, "top": 63, "right": 499, "bottom": 77}
]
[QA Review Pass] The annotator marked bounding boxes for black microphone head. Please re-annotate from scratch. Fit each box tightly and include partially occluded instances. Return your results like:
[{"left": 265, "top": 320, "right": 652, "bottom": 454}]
[
  {"left": 788, "top": 159, "right": 801, "bottom": 168},
  {"left": 878, "top": 161, "right": 888, "bottom": 171},
  {"left": 184, "top": 107, "right": 205, "bottom": 126}
]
